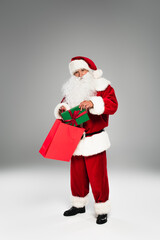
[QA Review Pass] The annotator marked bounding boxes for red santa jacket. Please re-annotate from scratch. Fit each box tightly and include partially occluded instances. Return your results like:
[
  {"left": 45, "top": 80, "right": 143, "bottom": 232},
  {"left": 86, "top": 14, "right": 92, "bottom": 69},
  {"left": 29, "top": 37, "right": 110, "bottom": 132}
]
[{"left": 54, "top": 78, "right": 118, "bottom": 156}]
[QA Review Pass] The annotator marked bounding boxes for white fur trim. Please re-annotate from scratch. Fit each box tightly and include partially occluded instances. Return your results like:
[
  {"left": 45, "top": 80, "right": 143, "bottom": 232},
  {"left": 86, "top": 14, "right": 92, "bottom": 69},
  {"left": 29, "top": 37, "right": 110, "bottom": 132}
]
[
  {"left": 73, "top": 130, "right": 111, "bottom": 156},
  {"left": 70, "top": 194, "right": 89, "bottom": 208},
  {"left": 54, "top": 103, "right": 70, "bottom": 119},
  {"left": 89, "top": 96, "right": 105, "bottom": 115},
  {"left": 69, "top": 60, "right": 90, "bottom": 75},
  {"left": 93, "top": 78, "right": 111, "bottom": 91},
  {"left": 95, "top": 200, "right": 111, "bottom": 215},
  {"left": 92, "top": 69, "right": 103, "bottom": 78}
]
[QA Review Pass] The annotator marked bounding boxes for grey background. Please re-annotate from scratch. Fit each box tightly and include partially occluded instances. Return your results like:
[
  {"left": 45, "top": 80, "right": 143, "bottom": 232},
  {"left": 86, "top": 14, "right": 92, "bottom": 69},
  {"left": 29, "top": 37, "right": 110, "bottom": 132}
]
[{"left": 1, "top": 0, "right": 160, "bottom": 169}]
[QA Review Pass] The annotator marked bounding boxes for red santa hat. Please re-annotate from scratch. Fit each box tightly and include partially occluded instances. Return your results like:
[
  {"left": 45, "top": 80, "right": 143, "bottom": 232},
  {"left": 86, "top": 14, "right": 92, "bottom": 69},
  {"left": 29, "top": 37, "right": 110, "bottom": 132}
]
[{"left": 69, "top": 56, "right": 103, "bottom": 78}]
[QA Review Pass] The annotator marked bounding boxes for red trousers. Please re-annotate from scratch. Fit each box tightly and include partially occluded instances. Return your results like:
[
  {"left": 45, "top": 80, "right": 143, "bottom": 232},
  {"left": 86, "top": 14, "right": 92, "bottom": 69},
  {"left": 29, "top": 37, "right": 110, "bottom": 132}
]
[{"left": 70, "top": 151, "right": 109, "bottom": 203}]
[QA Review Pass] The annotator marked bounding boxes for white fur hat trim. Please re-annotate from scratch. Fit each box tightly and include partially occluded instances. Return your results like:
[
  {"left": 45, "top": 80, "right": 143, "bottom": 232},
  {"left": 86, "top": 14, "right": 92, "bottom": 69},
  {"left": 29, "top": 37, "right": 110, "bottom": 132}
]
[{"left": 69, "top": 59, "right": 91, "bottom": 75}]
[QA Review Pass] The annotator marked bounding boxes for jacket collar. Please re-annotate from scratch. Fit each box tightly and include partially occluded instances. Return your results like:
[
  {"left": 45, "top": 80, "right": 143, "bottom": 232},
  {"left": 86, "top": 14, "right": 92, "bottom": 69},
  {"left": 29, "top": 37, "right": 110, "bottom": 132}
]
[{"left": 93, "top": 78, "right": 111, "bottom": 91}]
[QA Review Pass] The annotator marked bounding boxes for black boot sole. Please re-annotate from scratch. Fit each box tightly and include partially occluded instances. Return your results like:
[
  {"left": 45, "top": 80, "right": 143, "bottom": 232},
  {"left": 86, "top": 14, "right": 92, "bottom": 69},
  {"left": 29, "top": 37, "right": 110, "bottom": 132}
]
[{"left": 96, "top": 218, "right": 107, "bottom": 224}]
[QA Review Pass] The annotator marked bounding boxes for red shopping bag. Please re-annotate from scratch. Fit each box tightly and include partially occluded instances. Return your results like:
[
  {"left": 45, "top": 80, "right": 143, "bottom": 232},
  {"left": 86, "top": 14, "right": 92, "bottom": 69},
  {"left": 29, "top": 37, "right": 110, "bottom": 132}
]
[{"left": 39, "top": 119, "right": 85, "bottom": 161}]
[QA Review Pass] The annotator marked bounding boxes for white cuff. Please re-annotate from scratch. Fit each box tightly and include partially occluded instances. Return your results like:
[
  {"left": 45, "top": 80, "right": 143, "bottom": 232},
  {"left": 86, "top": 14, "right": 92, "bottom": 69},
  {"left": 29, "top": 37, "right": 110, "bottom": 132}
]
[
  {"left": 54, "top": 103, "right": 70, "bottom": 119},
  {"left": 89, "top": 96, "right": 105, "bottom": 115},
  {"left": 95, "top": 200, "right": 111, "bottom": 215},
  {"left": 70, "top": 194, "right": 89, "bottom": 208}
]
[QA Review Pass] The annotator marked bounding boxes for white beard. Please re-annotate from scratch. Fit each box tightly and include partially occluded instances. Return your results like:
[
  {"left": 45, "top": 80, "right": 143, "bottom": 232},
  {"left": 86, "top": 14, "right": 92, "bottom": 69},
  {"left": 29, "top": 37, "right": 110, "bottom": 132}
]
[{"left": 61, "top": 72, "right": 97, "bottom": 108}]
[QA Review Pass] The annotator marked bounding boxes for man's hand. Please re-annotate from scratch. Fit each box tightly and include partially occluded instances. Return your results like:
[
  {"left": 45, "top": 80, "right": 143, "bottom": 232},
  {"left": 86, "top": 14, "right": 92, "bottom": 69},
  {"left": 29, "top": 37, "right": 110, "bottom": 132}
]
[
  {"left": 58, "top": 106, "right": 66, "bottom": 116},
  {"left": 79, "top": 100, "right": 94, "bottom": 111}
]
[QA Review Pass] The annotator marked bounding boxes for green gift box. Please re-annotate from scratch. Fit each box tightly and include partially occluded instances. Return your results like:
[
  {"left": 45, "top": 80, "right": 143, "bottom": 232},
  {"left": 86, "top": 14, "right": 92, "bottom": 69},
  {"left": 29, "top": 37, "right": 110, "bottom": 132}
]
[{"left": 61, "top": 105, "right": 90, "bottom": 126}]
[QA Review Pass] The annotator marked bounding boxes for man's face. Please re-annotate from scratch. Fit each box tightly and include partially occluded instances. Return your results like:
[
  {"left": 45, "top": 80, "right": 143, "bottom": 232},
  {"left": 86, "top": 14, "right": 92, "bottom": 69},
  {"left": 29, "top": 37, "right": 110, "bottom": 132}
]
[{"left": 73, "top": 68, "right": 89, "bottom": 78}]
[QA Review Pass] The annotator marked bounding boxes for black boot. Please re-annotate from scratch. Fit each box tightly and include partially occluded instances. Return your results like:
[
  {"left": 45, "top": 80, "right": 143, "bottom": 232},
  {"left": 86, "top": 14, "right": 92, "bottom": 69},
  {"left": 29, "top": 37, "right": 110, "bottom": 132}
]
[
  {"left": 96, "top": 214, "right": 108, "bottom": 224},
  {"left": 63, "top": 206, "right": 85, "bottom": 216}
]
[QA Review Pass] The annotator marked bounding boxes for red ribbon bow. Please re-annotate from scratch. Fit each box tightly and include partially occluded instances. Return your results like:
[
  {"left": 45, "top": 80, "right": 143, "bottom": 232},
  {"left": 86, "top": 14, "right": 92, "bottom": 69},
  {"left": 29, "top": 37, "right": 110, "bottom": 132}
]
[{"left": 64, "top": 110, "right": 87, "bottom": 126}]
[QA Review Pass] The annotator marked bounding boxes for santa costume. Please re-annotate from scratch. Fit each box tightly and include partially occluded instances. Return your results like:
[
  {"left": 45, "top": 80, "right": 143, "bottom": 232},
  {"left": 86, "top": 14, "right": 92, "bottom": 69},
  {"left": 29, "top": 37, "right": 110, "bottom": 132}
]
[{"left": 54, "top": 56, "right": 118, "bottom": 222}]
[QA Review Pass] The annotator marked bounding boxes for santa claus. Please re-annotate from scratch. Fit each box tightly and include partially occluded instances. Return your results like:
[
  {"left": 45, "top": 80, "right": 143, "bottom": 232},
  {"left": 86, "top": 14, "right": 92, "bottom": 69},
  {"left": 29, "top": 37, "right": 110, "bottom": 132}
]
[{"left": 54, "top": 56, "right": 118, "bottom": 224}]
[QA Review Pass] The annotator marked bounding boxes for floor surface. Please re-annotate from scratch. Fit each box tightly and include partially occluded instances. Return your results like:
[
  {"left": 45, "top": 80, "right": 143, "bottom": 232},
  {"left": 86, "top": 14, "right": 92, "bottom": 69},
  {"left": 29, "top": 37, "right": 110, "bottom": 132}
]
[{"left": 0, "top": 164, "right": 160, "bottom": 240}]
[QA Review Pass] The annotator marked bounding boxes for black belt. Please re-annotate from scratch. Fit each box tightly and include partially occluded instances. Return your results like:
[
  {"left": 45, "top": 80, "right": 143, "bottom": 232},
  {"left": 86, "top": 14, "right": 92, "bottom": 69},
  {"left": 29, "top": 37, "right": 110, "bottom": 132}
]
[{"left": 81, "top": 129, "right": 104, "bottom": 139}]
